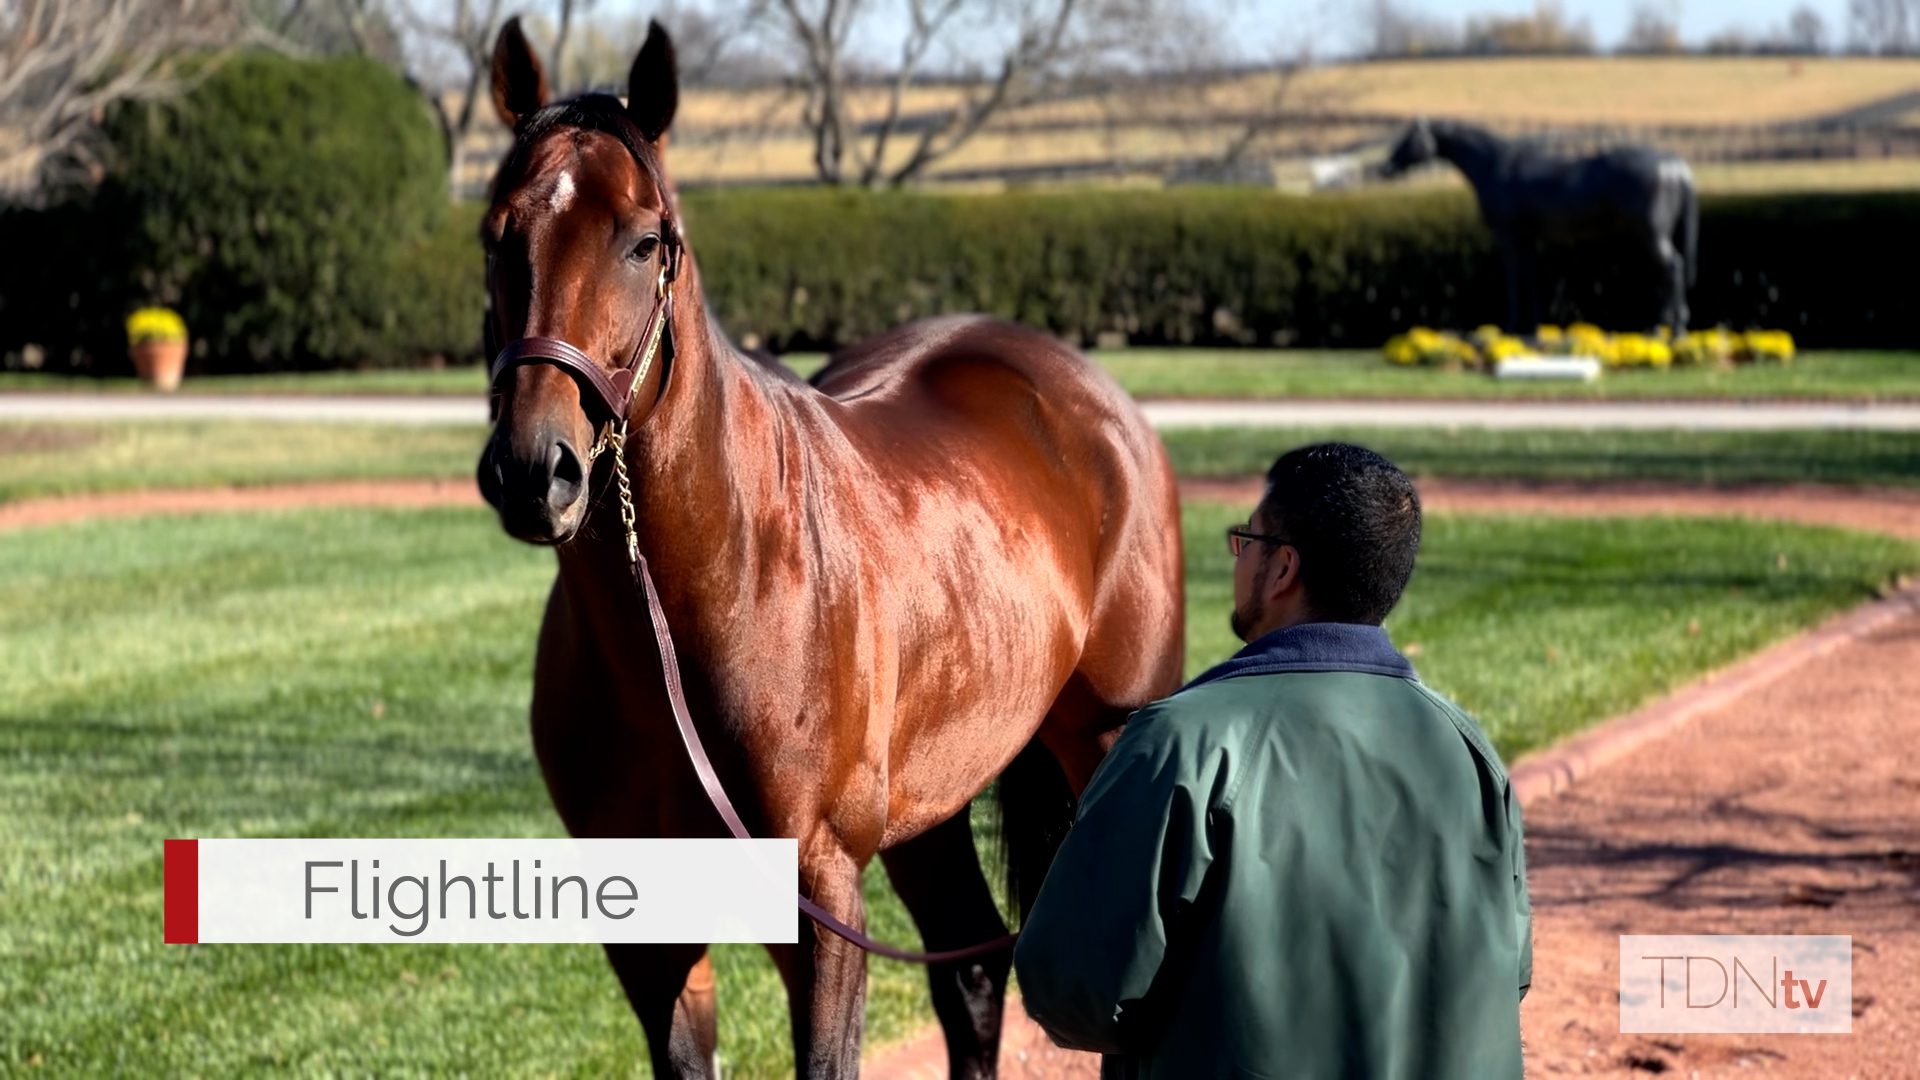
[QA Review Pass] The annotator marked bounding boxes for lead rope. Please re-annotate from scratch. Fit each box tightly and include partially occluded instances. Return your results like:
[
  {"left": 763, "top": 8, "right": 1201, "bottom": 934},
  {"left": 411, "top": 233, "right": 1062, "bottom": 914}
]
[{"left": 594, "top": 314, "right": 1018, "bottom": 964}]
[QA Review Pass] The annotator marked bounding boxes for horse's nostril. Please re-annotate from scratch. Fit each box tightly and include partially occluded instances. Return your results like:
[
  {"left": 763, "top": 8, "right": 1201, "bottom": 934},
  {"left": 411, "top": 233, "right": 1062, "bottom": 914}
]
[{"left": 548, "top": 438, "right": 584, "bottom": 509}]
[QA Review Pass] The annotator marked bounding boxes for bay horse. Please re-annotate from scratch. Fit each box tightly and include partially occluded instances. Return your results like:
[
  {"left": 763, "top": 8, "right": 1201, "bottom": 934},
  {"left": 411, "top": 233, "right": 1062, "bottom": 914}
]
[
  {"left": 1380, "top": 118, "right": 1698, "bottom": 333},
  {"left": 473, "top": 18, "right": 1185, "bottom": 1079}
]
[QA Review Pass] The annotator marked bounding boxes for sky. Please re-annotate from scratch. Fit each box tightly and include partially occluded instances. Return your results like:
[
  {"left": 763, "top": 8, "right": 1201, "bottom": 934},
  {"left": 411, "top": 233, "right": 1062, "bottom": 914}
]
[{"left": 600, "top": 0, "right": 1859, "bottom": 65}]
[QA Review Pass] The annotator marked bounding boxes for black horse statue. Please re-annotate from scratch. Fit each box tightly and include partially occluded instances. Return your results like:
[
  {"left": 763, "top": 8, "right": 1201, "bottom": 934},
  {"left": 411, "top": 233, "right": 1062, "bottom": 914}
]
[{"left": 1380, "top": 118, "right": 1697, "bottom": 333}]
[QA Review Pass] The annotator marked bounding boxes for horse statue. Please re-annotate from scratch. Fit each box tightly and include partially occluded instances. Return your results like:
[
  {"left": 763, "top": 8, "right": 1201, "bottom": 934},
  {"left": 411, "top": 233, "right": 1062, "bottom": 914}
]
[
  {"left": 1379, "top": 118, "right": 1698, "bottom": 334},
  {"left": 474, "top": 18, "right": 1185, "bottom": 1079}
]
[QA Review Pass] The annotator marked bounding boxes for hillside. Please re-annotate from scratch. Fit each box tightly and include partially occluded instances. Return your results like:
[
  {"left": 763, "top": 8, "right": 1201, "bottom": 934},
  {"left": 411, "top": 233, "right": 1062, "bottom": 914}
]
[{"left": 452, "top": 55, "right": 1920, "bottom": 194}]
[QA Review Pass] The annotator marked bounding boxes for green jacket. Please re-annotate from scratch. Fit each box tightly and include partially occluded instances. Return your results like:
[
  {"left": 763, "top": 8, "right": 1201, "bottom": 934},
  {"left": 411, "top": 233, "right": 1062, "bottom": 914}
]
[{"left": 1014, "top": 623, "right": 1531, "bottom": 1080}]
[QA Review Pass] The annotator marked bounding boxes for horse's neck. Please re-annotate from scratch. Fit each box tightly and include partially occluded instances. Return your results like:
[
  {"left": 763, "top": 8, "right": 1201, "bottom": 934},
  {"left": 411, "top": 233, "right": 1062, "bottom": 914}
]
[
  {"left": 559, "top": 255, "right": 795, "bottom": 632},
  {"left": 1434, "top": 126, "right": 1506, "bottom": 191}
]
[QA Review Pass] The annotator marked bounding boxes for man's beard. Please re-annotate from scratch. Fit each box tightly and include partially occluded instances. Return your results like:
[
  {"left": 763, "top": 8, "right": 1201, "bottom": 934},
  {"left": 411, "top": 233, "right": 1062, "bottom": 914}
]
[{"left": 1230, "top": 558, "right": 1270, "bottom": 642}]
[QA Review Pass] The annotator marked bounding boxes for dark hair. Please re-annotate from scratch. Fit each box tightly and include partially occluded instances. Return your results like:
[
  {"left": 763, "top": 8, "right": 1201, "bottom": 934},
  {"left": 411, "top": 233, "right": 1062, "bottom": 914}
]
[{"left": 1256, "top": 443, "right": 1421, "bottom": 624}]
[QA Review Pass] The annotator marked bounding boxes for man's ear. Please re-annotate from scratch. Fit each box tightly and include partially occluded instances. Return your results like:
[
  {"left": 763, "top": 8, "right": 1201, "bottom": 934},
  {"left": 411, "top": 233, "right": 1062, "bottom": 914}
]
[
  {"left": 627, "top": 19, "right": 679, "bottom": 141},
  {"left": 1263, "top": 545, "right": 1303, "bottom": 607},
  {"left": 491, "top": 17, "right": 550, "bottom": 129}
]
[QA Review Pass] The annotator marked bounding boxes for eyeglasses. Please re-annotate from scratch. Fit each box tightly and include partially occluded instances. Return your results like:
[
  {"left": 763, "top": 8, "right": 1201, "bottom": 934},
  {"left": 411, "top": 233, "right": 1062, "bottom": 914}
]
[{"left": 1226, "top": 525, "right": 1289, "bottom": 557}]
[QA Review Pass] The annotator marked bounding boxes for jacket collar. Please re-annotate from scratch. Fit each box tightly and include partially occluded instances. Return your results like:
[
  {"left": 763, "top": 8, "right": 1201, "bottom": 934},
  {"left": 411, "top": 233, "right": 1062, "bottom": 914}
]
[{"left": 1183, "top": 622, "right": 1417, "bottom": 691}]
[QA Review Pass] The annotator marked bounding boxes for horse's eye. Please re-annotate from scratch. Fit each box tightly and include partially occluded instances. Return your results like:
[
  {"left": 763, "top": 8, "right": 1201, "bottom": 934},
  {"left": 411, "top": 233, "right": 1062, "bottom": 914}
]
[{"left": 630, "top": 234, "right": 661, "bottom": 263}]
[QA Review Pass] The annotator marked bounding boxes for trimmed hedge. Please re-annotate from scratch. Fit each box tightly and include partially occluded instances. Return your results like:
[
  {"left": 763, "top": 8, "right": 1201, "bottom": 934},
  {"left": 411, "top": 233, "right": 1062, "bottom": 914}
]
[
  {"left": 0, "top": 51, "right": 475, "bottom": 374},
  {"left": 679, "top": 188, "right": 1917, "bottom": 351},
  {"left": 7, "top": 178, "right": 1918, "bottom": 373}
]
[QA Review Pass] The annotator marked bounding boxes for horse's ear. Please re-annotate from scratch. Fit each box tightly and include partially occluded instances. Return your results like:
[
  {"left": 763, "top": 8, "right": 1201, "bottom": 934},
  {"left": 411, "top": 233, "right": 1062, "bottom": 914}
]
[
  {"left": 627, "top": 20, "right": 679, "bottom": 141},
  {"left": 491, "top": 17, "right": 550, "bottom": 129}
]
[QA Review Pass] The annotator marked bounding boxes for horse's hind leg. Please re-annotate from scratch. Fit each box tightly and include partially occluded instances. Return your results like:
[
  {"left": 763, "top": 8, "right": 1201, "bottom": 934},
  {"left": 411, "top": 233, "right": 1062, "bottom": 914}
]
[
  {"left": 880, "top": 810, "right": 1013, "bottom": 1079},
  {"left": 604, "top": 943, "right": 719, "bottom": 1078},
  {"left": 1656, "top": 236, "right": 1689, "bottom": 334}
]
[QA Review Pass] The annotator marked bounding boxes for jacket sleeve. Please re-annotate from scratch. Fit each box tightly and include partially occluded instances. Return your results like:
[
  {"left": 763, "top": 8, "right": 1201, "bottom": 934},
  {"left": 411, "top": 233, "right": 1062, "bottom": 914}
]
[
  {"left": 1510, "top": 787, "right": 1533, "bottom": 1001},
  {"left": 1012, "top": 703, "right": 1228, "bottom": 1055}
]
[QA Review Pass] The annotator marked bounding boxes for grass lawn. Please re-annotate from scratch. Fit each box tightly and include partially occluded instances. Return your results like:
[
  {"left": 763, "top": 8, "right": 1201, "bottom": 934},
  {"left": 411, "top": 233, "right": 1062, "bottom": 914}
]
[
  {"left": 0, "top": 422, "right": 487, "bottom": 503},
  {"left": 3, "top": 505, "right": 1914, "bottom": 1075},
  {"left": 1, "top": 421, "right": 1916, "bottom": 503},
  {"left": 1163, "top": 426, "right": 1920, "bottom": 488},
  {"left": 1095, "top": 349, "right": 1920, "bottom": 402},
  {"left": 6, "top": 348, "right": 1917, "bottom": 402}
]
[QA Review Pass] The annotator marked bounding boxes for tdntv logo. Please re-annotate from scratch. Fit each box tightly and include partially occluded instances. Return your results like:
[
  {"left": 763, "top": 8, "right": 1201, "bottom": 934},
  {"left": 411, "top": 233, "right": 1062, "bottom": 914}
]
[{"left": 1619, "top": 935, "right": 1852, "bottom": 1034}]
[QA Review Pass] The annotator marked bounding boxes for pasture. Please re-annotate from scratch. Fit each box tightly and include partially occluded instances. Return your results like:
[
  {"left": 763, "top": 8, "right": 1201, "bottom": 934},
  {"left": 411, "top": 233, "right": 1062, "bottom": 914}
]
[
  {"left": 2, "top": 503, "right": 1913, "bottom": 1075},
  {"left": 2, "top": 421, "right": 1916, "bottom": 503},
  {"left": 453, "top": 55, "right": 1920, "bottom": 191},
  {"left": 6, "top": 349, "right": 1919, "bottom": 402}
]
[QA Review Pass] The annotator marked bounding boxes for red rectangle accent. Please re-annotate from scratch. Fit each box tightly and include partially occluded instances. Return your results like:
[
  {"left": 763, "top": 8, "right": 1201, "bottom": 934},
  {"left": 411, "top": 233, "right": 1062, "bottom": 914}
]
[{"left": 164, "top": 838, "right": 198, "bottom": 944}]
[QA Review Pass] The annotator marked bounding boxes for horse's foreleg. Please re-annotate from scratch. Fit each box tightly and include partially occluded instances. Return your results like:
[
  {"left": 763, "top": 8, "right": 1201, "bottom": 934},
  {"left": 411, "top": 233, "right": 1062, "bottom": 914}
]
[
  {"left": 770, "top": 845, "right": 868, "bottom": 1078},
  {"left": 881, "top": 811, "right": 1012, "bottom": 1080},
  {"left": 604, "top": 943, "right": 718, "bottom": 1078},
  {"left": 1497, "top": 235, "right": 1533, "bottom": 333}
]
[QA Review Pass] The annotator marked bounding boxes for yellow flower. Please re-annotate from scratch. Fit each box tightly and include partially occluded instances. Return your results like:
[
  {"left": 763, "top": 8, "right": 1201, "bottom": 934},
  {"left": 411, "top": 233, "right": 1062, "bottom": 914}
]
[
  {"left": 1741, "top": 330, "right": 1796, "bottom": 364},
  {"left": 1383, "top": 334, "right": 1420, "bottom": 365},
  {"left": 126, "top": 306, "right": 187, "bottom": 345},
  {"left": 1485, "top": 336, "right": 1528, "bottom": 362}
]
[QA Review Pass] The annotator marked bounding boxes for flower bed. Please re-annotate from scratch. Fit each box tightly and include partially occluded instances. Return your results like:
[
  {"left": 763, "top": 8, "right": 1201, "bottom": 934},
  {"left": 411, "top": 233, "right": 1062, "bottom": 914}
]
[{"left": 1384, "top": 324, "right": 1796, "bottom": 371}]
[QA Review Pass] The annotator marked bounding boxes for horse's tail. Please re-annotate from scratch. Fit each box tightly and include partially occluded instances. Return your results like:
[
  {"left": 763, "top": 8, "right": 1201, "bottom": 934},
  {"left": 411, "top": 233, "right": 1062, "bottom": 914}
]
[
  {"left": 1677, "top": 167, "right": 1699, "bottom": 288},
  {"left": 995, "top": 739, "right": 1077, "bottom": 926}
]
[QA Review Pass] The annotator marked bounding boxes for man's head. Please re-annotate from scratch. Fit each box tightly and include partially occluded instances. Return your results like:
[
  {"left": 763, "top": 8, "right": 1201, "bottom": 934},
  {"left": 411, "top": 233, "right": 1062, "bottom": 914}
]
[{"left": 1230, "top": 443, "right": 1422, "bottom": 641}]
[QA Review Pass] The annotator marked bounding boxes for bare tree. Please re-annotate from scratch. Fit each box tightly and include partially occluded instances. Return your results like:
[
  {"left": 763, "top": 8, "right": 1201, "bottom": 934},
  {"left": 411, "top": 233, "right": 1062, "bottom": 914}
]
[
  {"left": 550, "top": 0, "right": 605, "bottom": 93},
  {"left": 0, "top": 0, "right": 251, "bottom": 203},
  {"left": 762, "top": 0, "right": 1201, "bottom": 187},
  {"left": 393, "top": 0, "right": 510, "bottom": 194},
  {"left": 1849, "top": 0, "right": 1918, "bottom": 53},
  {"left": 1785, "top": 4, "right": 1829, "bottom": 51},
  {"left": 1360, "top": 0, "right": 1461, "bottom": 57},
  {"left": 1462, "top": 1, "right": 1595, "bottom": 55},
  {"left": 1618, "top": 3, "right": 1682, "bottom": 54},
  {"left": 264, "top": 0, "right": 406, "bottom": 59}
]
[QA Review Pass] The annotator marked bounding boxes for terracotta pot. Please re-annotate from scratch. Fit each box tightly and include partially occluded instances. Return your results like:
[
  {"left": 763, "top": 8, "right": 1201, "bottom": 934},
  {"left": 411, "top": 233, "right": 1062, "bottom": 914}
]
[{"left": 131, "top": 340, "right": 188, "bottom": 392}]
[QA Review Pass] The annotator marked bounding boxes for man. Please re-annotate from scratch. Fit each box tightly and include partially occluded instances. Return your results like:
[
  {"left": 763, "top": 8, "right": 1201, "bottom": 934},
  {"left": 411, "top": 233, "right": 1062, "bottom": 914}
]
[{"left": 1014, "top": 443, "right": 1531, "bottom": 1079}]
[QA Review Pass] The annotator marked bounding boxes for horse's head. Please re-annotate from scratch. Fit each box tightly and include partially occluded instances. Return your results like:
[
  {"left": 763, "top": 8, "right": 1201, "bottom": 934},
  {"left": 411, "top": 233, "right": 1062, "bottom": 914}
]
[
  {"left": 476, "top": 16, "right": 681, "bottom": 545},
  {"left": 1379, "top": 118, "right": 1436, "bottom": 178}
]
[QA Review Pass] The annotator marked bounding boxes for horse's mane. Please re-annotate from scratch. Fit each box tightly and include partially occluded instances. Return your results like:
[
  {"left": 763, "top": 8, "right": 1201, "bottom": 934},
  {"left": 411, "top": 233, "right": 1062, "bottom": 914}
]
[{"left": 494, "top": 94, "right": 668, "bottom": 200}]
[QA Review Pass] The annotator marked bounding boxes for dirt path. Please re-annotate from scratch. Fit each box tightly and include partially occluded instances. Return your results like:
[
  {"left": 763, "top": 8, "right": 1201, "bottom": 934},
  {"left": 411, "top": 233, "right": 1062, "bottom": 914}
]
[
  {"left": 0, "top": 479, "right": 478, "bottom": 531},
  {"left": 7, "top": 477, "right": 1920, "bottom": 541},
  {"left": 1517, "top": 597, "right": 1920, "bottom": 1077}
]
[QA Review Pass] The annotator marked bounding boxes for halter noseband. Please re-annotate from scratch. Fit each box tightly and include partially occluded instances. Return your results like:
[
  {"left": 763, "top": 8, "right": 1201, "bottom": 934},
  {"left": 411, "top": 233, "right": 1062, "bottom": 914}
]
[{"left": 486, "top": 215, "right": 683, "bottom": 436}]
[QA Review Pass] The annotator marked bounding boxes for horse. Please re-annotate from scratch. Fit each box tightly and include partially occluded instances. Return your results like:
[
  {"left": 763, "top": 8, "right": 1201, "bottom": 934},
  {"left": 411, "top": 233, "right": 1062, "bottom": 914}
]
[
  {"left": 1379, "top": 118, "right": 1698, "bottom": 334},
  {"left": 473, "top": 18, "right": 1186, "bottom": 1079}
]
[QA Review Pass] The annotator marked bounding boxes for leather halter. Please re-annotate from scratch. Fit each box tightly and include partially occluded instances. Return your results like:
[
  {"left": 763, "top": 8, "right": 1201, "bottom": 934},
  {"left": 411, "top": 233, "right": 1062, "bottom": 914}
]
[
  {"left": 486, "top": 221, "right": 682, "bottom": 432},
  {"left": 483, "top": 181, "right": 1015, "bottom": 967}
]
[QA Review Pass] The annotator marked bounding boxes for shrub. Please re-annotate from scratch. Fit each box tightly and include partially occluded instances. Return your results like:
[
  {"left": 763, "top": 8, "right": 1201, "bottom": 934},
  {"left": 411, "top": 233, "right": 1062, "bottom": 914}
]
[
  {"left": 0, "top": 51, "right": 467, "bottom": 374},
  {"left": 106, "top": 51, "right": 456, "bottom": 371}
]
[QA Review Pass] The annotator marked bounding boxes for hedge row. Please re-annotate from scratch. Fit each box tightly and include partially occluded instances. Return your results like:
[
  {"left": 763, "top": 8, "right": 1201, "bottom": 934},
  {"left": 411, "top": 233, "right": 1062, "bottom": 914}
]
[
  {"left": 680, "top": 187, "right": 1918, "bottom": 352},
  {"left": 8, "top": 134, "right": 1919, "bottom": 372}
]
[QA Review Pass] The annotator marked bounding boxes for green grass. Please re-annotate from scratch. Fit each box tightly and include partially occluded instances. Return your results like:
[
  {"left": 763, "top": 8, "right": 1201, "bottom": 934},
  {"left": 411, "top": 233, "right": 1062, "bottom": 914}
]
[
  {"left": 0, "top": 422, "right": 487, "bottom": 502},
  {"left": 1162, "top": 426, "right": 1920, "bottom": 488},
  {"left": 5, "top": 348, "right": 1917, "bottom": 401},
  {"left": 2, "top": 421, "right": 1916, "bottom": 504},
  {"left": 1095, "top": 348, "right": 1920, "bottom": 402},
  {"left": 3, "top": 505, "right": 1913, "bottom": 1075}
]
